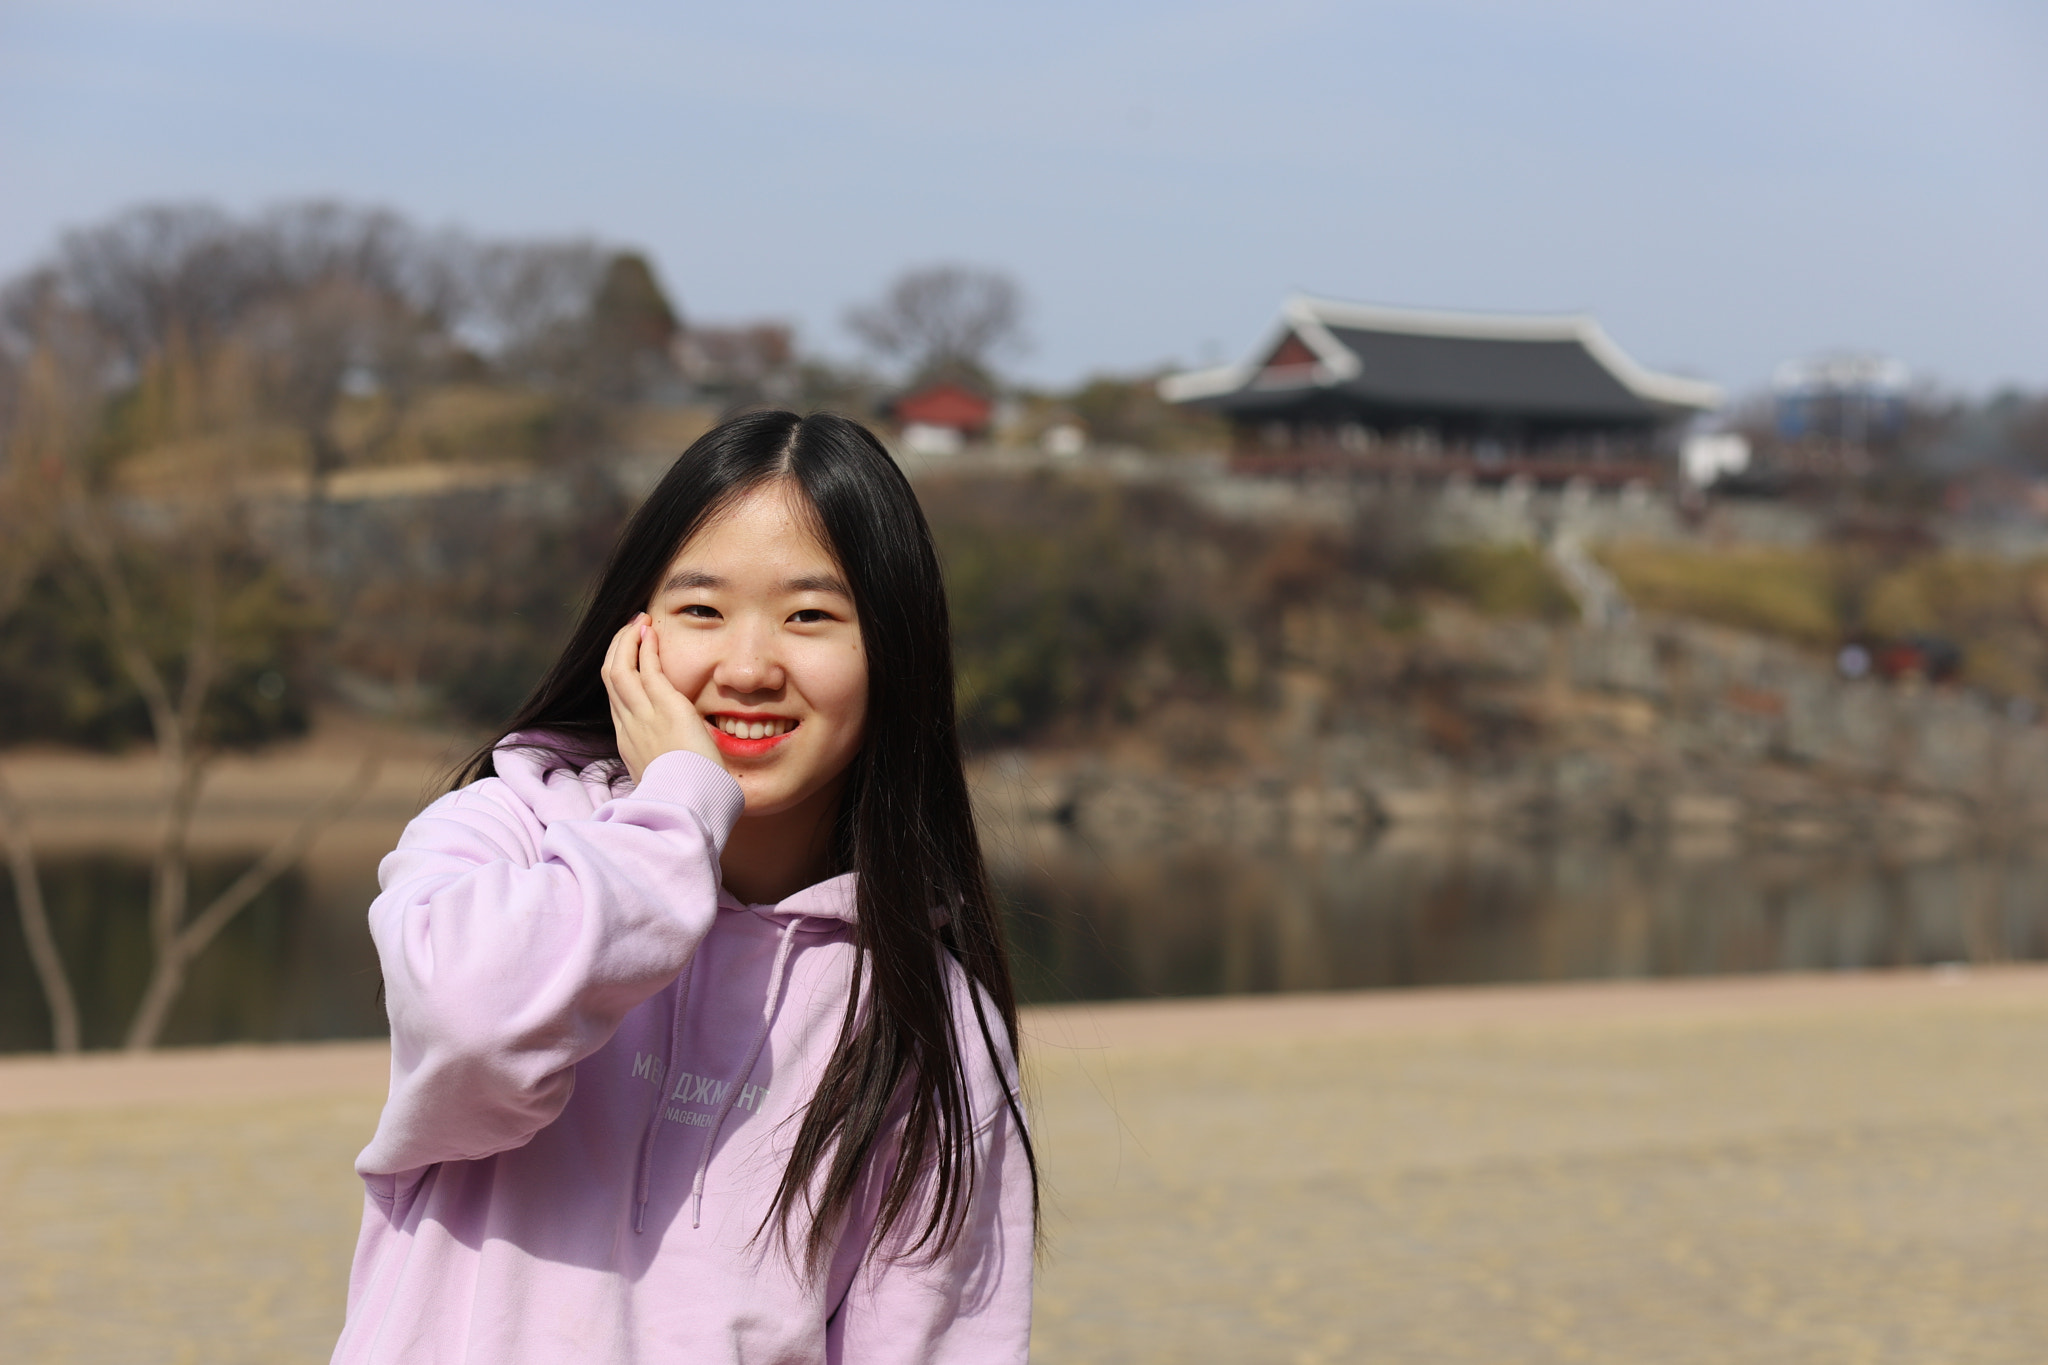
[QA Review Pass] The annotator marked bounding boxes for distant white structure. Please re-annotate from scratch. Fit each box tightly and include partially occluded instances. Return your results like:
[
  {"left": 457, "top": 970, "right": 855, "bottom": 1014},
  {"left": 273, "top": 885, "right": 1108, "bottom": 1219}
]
[
  {"left": 1681, "top": 432, "right": 1752, "bottom": 487},
  {"left": 1773, "top": 352, "right": 1910, "bottom": 442},
  {"left": 902, "top": 423, "right": 964, "bottom": 456},
  {"left": 1041, "top": 422, "right": 1087, "bottom": 459}
]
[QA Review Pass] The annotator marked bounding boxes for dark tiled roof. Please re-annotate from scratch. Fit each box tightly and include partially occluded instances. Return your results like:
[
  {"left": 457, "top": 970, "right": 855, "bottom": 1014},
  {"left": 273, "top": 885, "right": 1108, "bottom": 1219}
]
[
  {"left": 1322, "top": 326, "right": 1656, "bottom": 422},
  {"left": 1164, "top": 297, "right": 1719, "bottom": 430}
]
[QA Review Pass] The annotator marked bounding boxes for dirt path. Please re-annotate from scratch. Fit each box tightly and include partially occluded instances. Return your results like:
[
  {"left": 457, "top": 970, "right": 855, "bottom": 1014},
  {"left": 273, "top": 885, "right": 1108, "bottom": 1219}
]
[{"left": 4, "top": 967, "right": 2047, "bottom": 1363}]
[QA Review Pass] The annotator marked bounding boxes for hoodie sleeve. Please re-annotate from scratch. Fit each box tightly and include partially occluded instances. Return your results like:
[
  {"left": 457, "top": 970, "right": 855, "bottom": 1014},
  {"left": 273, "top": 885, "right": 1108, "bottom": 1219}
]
[
  {"left": 356, "top": 750, "right": 744, "bottom": 1177},
  {"left": 825, "top": 991, "right": 1036, "bottom": 1365}
]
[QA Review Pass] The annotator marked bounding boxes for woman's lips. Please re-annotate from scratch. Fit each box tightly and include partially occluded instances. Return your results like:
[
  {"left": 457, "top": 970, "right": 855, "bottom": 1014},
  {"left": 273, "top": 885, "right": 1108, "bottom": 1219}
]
[{"left": 707, "top": 717, "right": 797, "bottom": 758}]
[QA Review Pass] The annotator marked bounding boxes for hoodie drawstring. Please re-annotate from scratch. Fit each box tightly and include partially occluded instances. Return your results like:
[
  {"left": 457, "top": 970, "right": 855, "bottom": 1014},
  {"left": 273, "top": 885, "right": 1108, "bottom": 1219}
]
[
  {"left": 690, "top": 915, "right": 804, "bottom": 1229},
  {"left": 633, "top": 956, "right": 696, "bottom": 1233},
  {"left": 632, "top": 915, "right": 807, "bottom": 1234}
]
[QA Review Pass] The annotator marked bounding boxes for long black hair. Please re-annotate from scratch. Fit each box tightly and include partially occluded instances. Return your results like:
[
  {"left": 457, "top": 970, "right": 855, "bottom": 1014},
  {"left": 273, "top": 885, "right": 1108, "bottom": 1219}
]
[{"left": 456, "top": 409, "right": 1034, "bottom": 1268}]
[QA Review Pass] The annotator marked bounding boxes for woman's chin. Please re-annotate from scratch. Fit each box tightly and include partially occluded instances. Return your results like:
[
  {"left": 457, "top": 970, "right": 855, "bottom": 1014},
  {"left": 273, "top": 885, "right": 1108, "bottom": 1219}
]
[
  {"left": 729, "top": 773, "right": 806, "bottom": 817},
  {"left": 731, "top": 764, "right": 853, "bottom": 822}
]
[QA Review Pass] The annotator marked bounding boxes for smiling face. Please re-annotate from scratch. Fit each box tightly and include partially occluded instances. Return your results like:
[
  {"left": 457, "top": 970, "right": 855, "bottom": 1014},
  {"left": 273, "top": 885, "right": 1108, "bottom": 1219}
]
[{"left": 646, "top": 478, "right": 867, "bottom": 819}]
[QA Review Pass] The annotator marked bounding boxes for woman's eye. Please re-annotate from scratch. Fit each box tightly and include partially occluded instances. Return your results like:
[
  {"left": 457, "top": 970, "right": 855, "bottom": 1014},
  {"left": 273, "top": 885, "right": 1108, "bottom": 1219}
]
[
  {"left": 680, "top": 604, "right": 720, "bottom": 619},
  {"left": 789, "top": 609, "right": 832, "bottom": 624}
]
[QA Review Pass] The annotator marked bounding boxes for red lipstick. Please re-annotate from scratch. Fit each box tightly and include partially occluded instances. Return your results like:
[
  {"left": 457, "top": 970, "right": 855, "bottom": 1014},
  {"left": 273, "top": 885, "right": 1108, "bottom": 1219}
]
[{"left": 707, "top": 713, "right": 798, "bottom": 758}]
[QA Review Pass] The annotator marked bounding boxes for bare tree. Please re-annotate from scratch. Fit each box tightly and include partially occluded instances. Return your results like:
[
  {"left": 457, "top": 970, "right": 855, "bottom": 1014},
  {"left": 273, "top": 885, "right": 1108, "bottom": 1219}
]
[
  {"left": 28, "top": 201, "right": 640, "bottom": 409},
  {"left": 1, "top": 232, "right": 378, "bottom": 1052},
  {"left": 0, "top": 286, "right": 104, "bottom": 1053},
  {"left": 0, "top": 772, "right": 76, "bottom": 1051},
  {"left": 845, "top": 265, "right": 1025, "bottom": 387},
  {"left": 0, "top": 525, "right": 79, "bottom": 1051},
  {"left": 459, "top": 238, "right": 612, "bottom": 386},
  {"left": 250, "top": 205, "right": 462, "bottom": 496},
  {"left": 62, "top": 491, "right": 380, "bottom": 1050},
  {"left": 51, "top": 203, "right": 271, "bottom": 364},
  {"left": 0, "top": 201, "right": 683, "bottom": 1049}
]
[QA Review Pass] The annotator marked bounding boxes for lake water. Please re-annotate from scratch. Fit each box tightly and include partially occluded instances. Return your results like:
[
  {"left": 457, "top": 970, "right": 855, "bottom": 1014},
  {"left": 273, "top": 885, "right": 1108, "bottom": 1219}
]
[
  {"left": 7, "top": 831, "right": 2048, "bottom": 1051},
  {"left": 998, "top": 831, "right": 2048, "bottom": 1002},
  {"left": 0, "top": 853, "right": 386, "bottom": 1052}
]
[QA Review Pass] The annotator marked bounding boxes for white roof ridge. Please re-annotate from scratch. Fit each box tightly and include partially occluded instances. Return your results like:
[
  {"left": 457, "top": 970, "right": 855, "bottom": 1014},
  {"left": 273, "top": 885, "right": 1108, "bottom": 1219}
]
[{"left": 1291, "top": 293, "right": 1592, "bottom": 341}]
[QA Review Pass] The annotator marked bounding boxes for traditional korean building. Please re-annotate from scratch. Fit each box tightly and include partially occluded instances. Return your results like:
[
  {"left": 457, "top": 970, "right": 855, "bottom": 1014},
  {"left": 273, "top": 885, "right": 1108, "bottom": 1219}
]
[{"left": 1160, "top": 295, "right": 1720, "bottom": 484}]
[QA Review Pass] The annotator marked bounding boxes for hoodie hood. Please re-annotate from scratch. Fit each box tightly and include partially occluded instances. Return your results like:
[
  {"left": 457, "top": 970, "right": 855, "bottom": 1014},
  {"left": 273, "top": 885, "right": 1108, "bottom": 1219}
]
[
  {"left": 719, "top": 872, "right": 858, "bottom": 928},
  {"left": 495, "top": 738, "right": 859, "bottom": 929}
]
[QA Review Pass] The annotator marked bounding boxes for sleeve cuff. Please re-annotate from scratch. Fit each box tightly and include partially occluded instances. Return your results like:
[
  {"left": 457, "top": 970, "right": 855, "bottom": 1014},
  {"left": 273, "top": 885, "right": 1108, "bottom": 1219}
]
[{"left": 631, "top": 751, "right": 746, "bottom": 845}]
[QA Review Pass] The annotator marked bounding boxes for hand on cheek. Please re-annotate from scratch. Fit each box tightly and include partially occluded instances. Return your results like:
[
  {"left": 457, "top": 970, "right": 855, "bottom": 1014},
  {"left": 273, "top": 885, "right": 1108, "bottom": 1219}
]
[{"left": 600, "top": 614, "right": 724, "bottom": 783}]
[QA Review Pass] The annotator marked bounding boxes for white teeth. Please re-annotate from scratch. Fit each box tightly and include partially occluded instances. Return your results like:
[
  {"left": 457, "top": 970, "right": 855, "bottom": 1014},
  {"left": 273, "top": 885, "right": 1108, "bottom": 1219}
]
[{"left": 717, "top": 717, "right": 793, "bottom": 738}]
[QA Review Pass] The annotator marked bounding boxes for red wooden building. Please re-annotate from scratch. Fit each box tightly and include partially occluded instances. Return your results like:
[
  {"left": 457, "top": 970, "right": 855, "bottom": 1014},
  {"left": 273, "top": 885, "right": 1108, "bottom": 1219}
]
[{"left": 890, "top": 381, "right": 994, "bottom": 438}]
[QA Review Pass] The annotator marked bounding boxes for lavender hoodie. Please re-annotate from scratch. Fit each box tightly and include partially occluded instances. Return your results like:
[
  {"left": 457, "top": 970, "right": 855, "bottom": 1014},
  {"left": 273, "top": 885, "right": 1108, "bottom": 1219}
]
[{"left": 332, "top": 744, "right": 1033, "bottom": 1364}]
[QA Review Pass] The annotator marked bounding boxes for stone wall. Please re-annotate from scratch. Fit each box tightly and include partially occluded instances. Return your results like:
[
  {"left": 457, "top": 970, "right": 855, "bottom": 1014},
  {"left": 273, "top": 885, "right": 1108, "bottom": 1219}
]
[{"left": 976, "top": 614, "right": 2048, "bottom": 862}]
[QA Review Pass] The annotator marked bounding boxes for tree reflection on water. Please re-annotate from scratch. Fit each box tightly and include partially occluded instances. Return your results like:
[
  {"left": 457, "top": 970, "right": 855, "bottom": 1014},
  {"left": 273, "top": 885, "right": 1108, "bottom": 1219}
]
[
  {"left": 0, "top": 853, "right": 383, "bottom": 1051},
  {"left": 8, "top": 833, "right": 2048, "bottom": 1050},
  {"left": 995, "top": 830, "right": 2048, "bottom": 1005}
]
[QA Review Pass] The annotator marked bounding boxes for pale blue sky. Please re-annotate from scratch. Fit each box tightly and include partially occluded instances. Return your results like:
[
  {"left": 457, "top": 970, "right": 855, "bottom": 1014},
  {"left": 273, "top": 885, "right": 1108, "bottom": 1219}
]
[{"left": 3, "top": 0, "right": 2042, "bottom": 396}]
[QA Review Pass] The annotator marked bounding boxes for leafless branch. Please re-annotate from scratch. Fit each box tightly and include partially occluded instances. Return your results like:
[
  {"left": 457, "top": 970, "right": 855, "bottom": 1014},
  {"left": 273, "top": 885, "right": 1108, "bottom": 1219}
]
[
  {"left": 180, "top": 752, "right": 380, "bottom": 966},
  {"left": 0, "top": 769, "right": 80, "bottom": 1053},
  {"left": 66, "top": 506, "right": 185, "bottom": 768},
  {"left": 123, "top": 750, "right": 381, "bottom": 1050},
  {"left": 174, "top": 544, "right": 221, "bottom": 741},
  {"left": 845, "top": 265, "right": 1026, "bottom": 382},
  {"left": 146, "top": 755, "right": 208, "bottom": 983}
]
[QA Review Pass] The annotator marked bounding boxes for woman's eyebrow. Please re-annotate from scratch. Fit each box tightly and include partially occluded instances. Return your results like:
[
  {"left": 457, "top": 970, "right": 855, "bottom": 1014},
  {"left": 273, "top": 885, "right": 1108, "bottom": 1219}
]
[{"left": 659, "top": 570, "right": 850, "bottom": 596}]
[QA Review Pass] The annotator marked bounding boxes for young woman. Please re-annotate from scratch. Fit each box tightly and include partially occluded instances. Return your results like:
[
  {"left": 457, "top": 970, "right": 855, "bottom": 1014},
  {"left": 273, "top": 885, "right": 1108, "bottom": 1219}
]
[{"left": 332, "top": 411, "right": 1036, "bottom": 1364}]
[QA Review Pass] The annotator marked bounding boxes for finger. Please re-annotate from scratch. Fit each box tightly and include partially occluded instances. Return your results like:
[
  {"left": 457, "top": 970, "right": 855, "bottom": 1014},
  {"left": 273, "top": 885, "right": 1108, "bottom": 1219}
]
[
  {"left": 601, "top": 624, "right": 635, "bottom": 703},
  {"left": 636, "top": 621, "right": 681, "bottom": 698},
  {"left": 629, "top": 618, "right": 667, "bottom": 705},
  {"left": 608, "top": 617, "right": 651, "bottom": 709},
  {"left": 605, "top": 616, "right": 639, "bottom": 674},
  {"left": 600, "top": 631, "right": 624, "bottom": 701},
  {"left": 636, "top": 613, "right": 657, "bottom": 674}
]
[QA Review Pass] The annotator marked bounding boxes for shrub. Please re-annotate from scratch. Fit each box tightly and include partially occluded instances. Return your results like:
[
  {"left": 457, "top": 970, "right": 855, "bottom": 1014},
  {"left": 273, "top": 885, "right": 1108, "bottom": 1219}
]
[
  {"left": 1594, "top": 544, "right": 1840, "bottom": 645},
  {"left": 1414, "top": 544, "right": 1578, "bottom": 621},
  {"left": 0, "top": 549, "right": 315, "bottom": 752}
]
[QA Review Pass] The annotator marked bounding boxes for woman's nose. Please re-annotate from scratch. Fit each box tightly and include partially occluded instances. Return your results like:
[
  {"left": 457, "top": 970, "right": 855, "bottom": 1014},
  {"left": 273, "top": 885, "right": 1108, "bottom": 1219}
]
[{"left": 713, "top": 623, "right": 784, "bottom": 694}]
